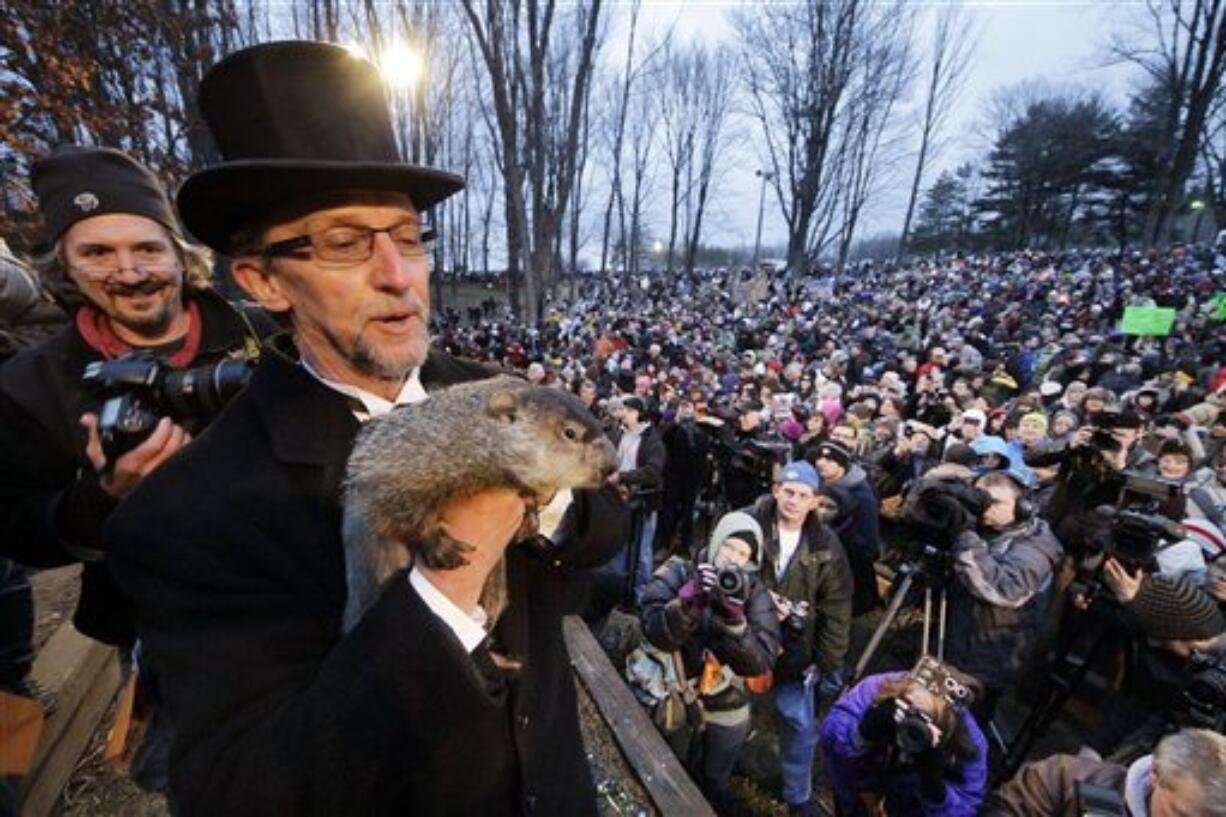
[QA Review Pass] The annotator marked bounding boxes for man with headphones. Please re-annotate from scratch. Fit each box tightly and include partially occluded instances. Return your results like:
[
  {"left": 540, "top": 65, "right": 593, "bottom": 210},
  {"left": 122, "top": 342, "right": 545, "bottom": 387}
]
[{"left": 944, "top": 467, "right": 1064, "bottom": 721}]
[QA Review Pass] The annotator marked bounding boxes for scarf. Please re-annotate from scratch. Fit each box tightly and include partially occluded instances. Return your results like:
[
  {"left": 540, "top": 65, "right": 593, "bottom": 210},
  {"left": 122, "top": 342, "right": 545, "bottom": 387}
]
[{"left": 75, "top": 299, "right": 202, "bottom": 368}]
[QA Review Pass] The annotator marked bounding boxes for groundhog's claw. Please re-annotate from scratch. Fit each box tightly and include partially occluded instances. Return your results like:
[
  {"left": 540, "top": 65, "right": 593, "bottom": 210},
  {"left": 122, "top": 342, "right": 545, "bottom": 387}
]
[{"left": 418, "top": 528, "right": 475, "bottom": 570}]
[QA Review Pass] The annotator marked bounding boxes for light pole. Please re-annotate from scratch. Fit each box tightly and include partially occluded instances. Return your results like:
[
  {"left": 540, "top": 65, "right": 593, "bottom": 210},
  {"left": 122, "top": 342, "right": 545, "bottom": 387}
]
[{"left": 752, "top": 169, "right": 773, "bottom": 269}]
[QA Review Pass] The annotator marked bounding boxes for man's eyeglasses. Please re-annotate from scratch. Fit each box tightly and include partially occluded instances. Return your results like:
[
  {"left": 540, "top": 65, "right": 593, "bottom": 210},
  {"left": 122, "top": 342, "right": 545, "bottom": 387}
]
[
  {"left": 259, "top": 222, "right": 436, "bottom": 268},
  {"left": 68, "top": 261, "right": 180, "bottom": 282}
]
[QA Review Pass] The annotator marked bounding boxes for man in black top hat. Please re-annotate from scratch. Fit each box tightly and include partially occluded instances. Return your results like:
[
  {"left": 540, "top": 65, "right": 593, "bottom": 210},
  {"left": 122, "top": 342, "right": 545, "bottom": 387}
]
[
  {"left": 0, "top": 145, "right": 268, "bottom": 648},
  {"left": 104, "top": 41, "right": 625, "bottom": 816}
]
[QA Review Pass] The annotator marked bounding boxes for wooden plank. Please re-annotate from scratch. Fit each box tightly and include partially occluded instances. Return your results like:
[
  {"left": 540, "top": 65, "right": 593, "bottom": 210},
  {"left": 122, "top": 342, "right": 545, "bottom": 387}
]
[
  {"left": 18, "top": 623, "right": 120, "bottom": 817},
  {"left": 563, "top": 615, "right": 715, "bottom": 817}
]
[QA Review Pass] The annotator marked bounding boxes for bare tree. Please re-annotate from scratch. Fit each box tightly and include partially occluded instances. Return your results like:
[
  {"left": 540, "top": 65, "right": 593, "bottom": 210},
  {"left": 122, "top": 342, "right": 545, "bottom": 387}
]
[
  {"left": 734, "top": 1, "right": 869, "bottom": 271},
  {"left": 460, "top": 0, "right": 605, "bottom": 323},
  {"left": 1112, "top": 0, "right": 1226, "bottom": 242},
  {"left": 833, "top": 18, "right": 914, "bottom": 270},
  {"left": 898, "top": 1, "right": 977, "bottom": 253}
]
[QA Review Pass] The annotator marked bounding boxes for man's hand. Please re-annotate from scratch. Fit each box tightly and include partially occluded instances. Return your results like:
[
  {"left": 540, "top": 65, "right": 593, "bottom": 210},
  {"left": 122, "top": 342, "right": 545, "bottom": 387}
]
[
  {"left": 1102, "top": 557, "right": 1143, "bottom": 603},
  {"left": 81, "top": 413, "right": 191, "bottom": 500},
  {"left": 1069, "top": 427, "right": 1094, "bottom": 450},
  {"left": 437, "top": 489, "right": 528, "bottom": 558}
]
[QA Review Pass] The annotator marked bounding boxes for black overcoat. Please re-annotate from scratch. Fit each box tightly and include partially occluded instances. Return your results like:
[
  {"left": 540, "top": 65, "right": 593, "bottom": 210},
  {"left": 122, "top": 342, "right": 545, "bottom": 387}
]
[
  {"left": 0, "top": 288, "right": 266, "bottom": 644},
  {"left": 105, "top": 335, "right": 628, "bottom": 816}
]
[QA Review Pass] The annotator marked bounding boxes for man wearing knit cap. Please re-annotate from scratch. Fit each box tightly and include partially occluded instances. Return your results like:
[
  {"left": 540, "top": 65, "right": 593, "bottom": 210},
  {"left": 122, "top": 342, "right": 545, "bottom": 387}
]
[
  {"left": 743, "top": 461, "right": 853, "bottom": 817},
  {"left": 0, "top": 146, "right": 268, "bottom": 648},
  {"left": 814, "top": 440, "right": 883, "bottom": 615}
]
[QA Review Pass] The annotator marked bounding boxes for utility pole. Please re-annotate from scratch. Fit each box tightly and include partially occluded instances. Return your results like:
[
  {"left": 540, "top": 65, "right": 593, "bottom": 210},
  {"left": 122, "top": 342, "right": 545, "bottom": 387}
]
[{"left": 752, "top": 169, "right": 773, "bottom": 268}]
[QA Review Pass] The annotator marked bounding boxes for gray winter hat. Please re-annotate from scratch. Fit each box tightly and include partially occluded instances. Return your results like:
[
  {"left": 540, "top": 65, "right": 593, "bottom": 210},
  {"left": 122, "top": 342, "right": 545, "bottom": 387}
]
[{"left": 707, "top": 511, "right": 765, "bottom": 566}]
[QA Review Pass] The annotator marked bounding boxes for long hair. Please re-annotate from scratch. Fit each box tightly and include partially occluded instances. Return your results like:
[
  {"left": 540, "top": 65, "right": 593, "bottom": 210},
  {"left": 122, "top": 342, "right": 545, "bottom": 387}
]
[
  {"left": 870, "top": 675, "right": 981, "bottom": 769},
  {"left": 32, "top": 229, "right": 213, "bottom": 311}
]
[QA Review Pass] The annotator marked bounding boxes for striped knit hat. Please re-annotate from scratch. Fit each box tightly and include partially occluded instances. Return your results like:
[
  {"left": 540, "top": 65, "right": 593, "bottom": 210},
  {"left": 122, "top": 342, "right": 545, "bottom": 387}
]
[{"left": 1125, "top": 576, "right": 1225, "bottom": 642}]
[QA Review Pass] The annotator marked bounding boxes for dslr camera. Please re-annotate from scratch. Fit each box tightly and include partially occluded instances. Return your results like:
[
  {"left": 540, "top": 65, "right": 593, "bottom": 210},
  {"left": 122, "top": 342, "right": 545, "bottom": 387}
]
[{"left": 83, "top": 351, "right": 254, "bottom": 462}]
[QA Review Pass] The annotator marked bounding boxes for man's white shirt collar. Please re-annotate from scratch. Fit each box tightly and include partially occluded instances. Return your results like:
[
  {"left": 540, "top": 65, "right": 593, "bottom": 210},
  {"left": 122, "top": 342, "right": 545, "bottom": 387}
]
[
  {"left": 408, "top": 566, "right": 488, "bottom": 654},
  {"left": 300, "top": 357, "right": 428, "bottom": 420}
]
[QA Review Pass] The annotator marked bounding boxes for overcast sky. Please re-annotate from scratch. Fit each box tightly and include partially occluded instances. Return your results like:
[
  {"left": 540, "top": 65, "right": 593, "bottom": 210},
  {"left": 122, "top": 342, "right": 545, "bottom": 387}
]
[{"left": 614, "top": 0, "right": 1137, "bottom": 256}]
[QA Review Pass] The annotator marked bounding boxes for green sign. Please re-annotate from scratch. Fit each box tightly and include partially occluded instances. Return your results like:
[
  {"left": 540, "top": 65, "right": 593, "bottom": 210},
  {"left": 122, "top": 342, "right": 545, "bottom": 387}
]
[
  {"left": 1120, "top": 306, "right": 1177, "bottom": 336},
  {"left": 1210, "top": 292, "right": 1226, "bottom": 320}
]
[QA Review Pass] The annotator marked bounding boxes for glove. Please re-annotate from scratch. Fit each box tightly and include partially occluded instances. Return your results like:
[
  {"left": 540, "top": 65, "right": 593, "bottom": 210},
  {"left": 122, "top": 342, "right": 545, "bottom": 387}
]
[
  {"left": 711, "top": 593, "right": 746, "bottom": 624},
  {"left": 915, "top": 749, "right": 947, "bottom": 804},
  {"left": 696, "top": 563, "right": 719, "bottom": 592},
  {"left": 858, "top": 698, "right": 897, "bottom": 744},
  {"left": 677, "top": 578, "right": 708, "bottom": 616}
]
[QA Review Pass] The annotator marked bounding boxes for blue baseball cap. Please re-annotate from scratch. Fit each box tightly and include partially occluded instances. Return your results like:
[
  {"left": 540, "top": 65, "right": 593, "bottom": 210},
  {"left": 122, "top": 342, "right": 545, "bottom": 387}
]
[{"left": 779, "top": 461, "right": 821, "bottom": 491}]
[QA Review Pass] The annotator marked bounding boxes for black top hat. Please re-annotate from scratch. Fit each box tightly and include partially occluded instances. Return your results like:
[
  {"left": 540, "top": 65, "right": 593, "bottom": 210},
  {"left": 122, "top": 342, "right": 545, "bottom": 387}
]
[{"left": 177, "top": 41, "right": 465, "bottom": 252}]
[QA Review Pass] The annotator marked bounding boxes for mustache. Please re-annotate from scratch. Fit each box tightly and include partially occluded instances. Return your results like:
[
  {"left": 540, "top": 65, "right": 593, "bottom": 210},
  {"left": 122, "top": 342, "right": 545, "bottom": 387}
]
[
  {"left": 370, "top": 291, "right": 428, "bottom": 319},
  {"left": 104, "top": 279, "right": 167, "bottom": 297}
]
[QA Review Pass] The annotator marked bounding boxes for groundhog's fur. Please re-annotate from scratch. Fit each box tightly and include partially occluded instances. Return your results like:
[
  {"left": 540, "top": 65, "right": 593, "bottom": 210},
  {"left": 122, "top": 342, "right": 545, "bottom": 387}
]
[{"left": 340, "top": 376, "right": 617, "bottom": 632}]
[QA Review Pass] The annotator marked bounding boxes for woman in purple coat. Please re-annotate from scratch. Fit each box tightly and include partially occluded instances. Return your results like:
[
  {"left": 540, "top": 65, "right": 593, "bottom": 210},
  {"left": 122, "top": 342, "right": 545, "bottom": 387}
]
[{"left": 818, "top": 661, "right": 988, "bottom": 817}]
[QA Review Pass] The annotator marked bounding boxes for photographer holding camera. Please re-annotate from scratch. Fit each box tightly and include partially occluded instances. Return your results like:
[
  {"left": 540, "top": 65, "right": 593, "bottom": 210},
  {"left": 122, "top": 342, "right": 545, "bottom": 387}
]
[
  {"left": 744, "top": 461, "right": 854, "bottom": 817},
  {"left": 0, "top": 146, "right": 269, "bottom": 647},
  {"left": 944, "top": 469, "right": 1064, "bottom": 720},
  {"left": 1025, "top": 406, "right": 1145, "bottom": 556},
  {"left": 819, "top": 657, "right": 989, "bottom": 817},
  {"left": 639, "top": 511, "right": 781, "bottom": 816}
]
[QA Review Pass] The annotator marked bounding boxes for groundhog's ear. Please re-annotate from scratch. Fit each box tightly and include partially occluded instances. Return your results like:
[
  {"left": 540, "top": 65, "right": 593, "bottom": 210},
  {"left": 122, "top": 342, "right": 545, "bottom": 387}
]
[{"left": 486, "top": 389, "right": 519, "bottom": 422}]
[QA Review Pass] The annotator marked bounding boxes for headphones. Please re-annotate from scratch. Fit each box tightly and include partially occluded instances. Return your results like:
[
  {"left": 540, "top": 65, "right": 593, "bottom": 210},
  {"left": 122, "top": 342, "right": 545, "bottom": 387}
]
[{"left": 976, "top": 472, "right": 1035, "bottom": 525}]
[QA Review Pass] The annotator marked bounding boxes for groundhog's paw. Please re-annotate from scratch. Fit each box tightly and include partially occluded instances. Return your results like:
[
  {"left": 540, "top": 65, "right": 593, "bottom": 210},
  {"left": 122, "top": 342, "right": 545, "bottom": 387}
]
[{"left": 418, "top": 528, "right": 475, "bottom": 570}]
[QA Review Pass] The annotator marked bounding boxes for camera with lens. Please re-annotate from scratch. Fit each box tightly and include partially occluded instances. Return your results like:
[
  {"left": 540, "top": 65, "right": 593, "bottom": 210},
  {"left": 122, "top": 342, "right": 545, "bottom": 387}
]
[
  {"left": 893, "top": 700, "right": 938, "bottom": 757},
  {"left": 713, "top": 566, "right": 746, "bottom": 599},
  {"left": 82, "top": 351, "right": 254, "bottom": 463},
  {"left": 902, "top": 478, "right": 991, "bottom": 548},
  {"left": 1177, "top": 652, "right": 1226, "bottom": 732},
  {"left": 772, "top": 594, "right": 810, "bottom": 633},
  {"left": 1072, "top": 497, "right": 1185, "bottom": 604}
]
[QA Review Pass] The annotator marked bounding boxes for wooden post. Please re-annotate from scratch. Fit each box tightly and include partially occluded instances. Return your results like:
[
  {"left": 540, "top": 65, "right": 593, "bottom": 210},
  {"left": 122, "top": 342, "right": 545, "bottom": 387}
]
[
  {"left": 563, "top": 615, "right": 715, "bottom": 817},
  {"left": 18, "top": 624, "right": 120, "bottom": 817}
]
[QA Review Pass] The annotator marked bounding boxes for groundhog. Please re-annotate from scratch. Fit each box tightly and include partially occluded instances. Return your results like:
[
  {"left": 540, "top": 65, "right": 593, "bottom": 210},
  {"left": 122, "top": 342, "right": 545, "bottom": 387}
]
[{"left": 340, "top": 376, "right": 618, "bottom": 632}]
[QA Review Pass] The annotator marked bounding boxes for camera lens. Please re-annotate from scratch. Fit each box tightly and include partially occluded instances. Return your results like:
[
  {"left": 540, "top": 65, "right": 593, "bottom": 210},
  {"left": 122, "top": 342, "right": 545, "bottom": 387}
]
[
  {"left": 716, "top": 567, "right": 745, "bottom": 597},
  {"left": 895, "top": 713, "right": 934, "bottom": 755}
]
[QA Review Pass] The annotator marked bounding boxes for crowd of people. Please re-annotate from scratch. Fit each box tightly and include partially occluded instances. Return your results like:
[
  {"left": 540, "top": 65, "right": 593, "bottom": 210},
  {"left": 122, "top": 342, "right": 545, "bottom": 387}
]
[
  {"left": 1, "top": 37, "right": 1225, "bottom": 817},
  {"left": 430, "top": 246, "right": 1226, "bottom": 815}
]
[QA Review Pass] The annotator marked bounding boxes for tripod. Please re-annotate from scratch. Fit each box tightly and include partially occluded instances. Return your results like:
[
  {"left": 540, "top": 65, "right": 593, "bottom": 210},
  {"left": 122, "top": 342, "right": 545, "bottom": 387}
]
[
  {"left": 998, "top": 600, "right": 1128, "bottom": 779},
  {"left": 850, "top": 544, "right": 953, "bottom": 686}
]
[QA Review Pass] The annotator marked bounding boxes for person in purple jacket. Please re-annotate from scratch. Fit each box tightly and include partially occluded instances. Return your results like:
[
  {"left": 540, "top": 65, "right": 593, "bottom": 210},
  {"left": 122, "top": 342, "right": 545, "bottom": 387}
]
[{"left": 819, "top": 658, "right": 988, "bottom": 817}]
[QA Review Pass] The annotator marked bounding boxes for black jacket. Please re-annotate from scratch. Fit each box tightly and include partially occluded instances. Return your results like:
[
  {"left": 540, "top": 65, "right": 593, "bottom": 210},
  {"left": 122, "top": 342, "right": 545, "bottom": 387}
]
[
  {"left": 744, "top": 496, "right": 854, "bottom": 680},
  {"left": 0, "top": 288, "right": 267, "bottom": 645},
  {"left": 612, "top": 422, "right": 667, "bottom": 511},
  {"left": 105, "top": 336, "right": 628, "bottom": 816}
]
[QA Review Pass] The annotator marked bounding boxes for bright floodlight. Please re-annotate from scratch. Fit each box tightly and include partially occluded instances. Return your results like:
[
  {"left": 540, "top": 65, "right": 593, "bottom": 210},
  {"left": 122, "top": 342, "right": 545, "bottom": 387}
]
[
  {"left": 652, "top": 240, "right": 664, "bottom": 254},
  {"left": 342, "top": 42, "right": 370, "bottom": 62},
  {"left": 381, "top": 43, "right": 424, "bottom": 90}
]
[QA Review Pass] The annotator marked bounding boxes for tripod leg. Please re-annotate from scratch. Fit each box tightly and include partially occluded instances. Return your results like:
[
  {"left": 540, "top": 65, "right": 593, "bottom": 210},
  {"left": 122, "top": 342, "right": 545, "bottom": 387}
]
[
  {"left": 852, "top": 571, "right": 916, "bottom": 684},
  {"left": 921, "top": 586, "right": 932, "bottom": 657},
  {"left": 936, "top": 588, "right": 947, "bottom": 662}
]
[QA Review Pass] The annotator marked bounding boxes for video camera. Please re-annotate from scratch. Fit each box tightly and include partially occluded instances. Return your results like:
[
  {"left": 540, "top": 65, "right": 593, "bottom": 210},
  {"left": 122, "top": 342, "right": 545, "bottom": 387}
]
[
  {"left": 1071, "top": 472, "right": 1187, "bottom": 603},
  {"left": 1178, "top": 652, "right": 1226, "bottom": 732},
  {"left": 901, "top": 478, "right": 991, "bottom": 549},
  {"left": 83, "top": 351, "right": 254, "bottom": 462}
]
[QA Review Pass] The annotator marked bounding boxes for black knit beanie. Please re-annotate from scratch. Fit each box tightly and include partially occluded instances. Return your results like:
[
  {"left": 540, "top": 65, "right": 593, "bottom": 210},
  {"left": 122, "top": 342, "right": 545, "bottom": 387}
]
[{"left": 32, "top": 145, "right": 180, "bottom": 243}]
